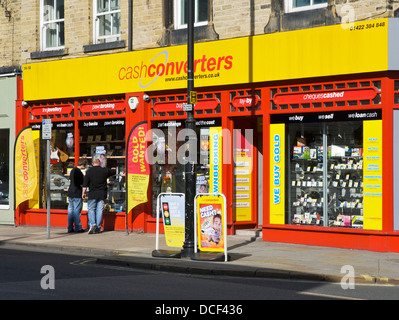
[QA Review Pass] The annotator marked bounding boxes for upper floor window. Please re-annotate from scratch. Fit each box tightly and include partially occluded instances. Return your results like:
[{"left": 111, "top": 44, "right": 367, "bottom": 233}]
[
  {"left": 174, "top": 0, "right": 209, "bottom": 29},
  {"left": 285, "top": 0, "right": 327, "bottom": 13},
  {"left": 41, "top": 0, "right": 65, "bottom": 50},
  {"left": 94, "top": 0, "right": 121, "bottom": 44}
]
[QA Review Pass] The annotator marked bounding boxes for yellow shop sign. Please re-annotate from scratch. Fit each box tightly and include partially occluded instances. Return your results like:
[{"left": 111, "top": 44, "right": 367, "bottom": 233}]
[{"left": 23, "top": 18, "right": 391, "bottom": 101}]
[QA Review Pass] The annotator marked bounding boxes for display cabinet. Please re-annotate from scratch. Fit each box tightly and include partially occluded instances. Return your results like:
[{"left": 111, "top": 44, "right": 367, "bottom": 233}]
[
  {"left": 79, "top": 120, "right": 126, "bottom": 212},
  {"left": 287, "top": 121, "right": 364, "bottom": 228},
  {"left": 45, "top": 122, "right": 75, "bottom": 210},
  {"left": 290, "top": 157, "right": 324, "bottom": 226},
  {"left": 327, "top": 152, "right": 363, "bottom": 228}
]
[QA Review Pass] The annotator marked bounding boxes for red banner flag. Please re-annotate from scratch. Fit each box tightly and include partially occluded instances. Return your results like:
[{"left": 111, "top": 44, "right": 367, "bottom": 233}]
[{"left": 126, "top": 122, "right": 150, "bottom": 213}]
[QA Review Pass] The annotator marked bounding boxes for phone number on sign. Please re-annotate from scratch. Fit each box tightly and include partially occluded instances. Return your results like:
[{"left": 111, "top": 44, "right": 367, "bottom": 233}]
[{"left": 350, "top": 21, "right": 386, "bottom": 31}]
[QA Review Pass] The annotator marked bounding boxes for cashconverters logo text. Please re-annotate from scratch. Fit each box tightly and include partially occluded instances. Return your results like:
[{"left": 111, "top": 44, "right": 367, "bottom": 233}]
[{"left": 118, "top": 51, "right": 233, "bottom": 88}]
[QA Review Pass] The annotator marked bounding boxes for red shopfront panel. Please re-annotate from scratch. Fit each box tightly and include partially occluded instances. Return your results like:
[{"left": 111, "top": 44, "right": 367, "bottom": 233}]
[{"left": 263, "top": 76, "right": 399, "bottom": 252}]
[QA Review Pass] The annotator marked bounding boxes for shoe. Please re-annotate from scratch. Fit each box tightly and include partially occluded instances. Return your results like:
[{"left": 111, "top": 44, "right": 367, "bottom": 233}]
[
  {"left": 67, "top": 229, "right": 74, "bottom": 233},
  {"left": 94, "top": 228, "right": 102, "bottom": 234},
  {"left": 76, "top": 229, "right": 86, "bottom": 233},
  {"left": 88, "top": 224, "right": 97, "bottom": 234}
]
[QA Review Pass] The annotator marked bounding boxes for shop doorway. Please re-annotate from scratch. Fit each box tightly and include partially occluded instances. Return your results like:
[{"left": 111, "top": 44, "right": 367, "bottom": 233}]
[
  {"left": 0, "top": 129, "right": 11, "bottom": 224},
  {"left": 150, "top": 118, "right": 223, "bottom": 218},
  {"left": 232, "top": 117, "right": 262, "bottom": 231}
]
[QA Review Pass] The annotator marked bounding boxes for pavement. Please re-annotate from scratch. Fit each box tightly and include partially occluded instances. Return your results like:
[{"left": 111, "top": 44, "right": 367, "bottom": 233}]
[{"left": 1, "top": 224, "right": 399, "bottom": 285}]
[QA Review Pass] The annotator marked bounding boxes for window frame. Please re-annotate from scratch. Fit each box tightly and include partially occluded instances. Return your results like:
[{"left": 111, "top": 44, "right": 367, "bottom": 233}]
[
  {"left": 174, "top": 0, "right": 209, "bottom": 30},
  {"left": 93, "top": 0, "right": 121, "bottom": 44},
  {"left": 40, "top": 0, "right": 65, "bottom": 51},
  {"left": 285, "top": 0, "right": 328, "bottom": 13}
]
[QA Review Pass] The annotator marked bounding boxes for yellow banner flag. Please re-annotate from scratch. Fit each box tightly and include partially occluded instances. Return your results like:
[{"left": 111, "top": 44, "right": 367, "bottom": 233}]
[{"left": 14, "top": 127, "right": 38, "bottom": 209}]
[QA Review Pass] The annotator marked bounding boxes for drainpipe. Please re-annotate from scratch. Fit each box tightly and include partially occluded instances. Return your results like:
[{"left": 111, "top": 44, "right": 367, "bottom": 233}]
[{"left": 128, "top": 0, "right": 133, "bottom": 51}]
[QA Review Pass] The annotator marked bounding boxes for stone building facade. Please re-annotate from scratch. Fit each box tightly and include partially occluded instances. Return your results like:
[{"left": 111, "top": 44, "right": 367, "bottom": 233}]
[
  {"left": 1, "top": 0, "right": 399, "bottom": 68},
  {"left": 0, "top": 0, "right": 398, "bottom": 228}
]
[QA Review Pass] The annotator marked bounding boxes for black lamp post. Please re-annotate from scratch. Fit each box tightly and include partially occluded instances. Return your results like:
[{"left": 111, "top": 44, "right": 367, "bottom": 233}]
[{"left": 181, "top": 0, "right": 196, "bottom": 258}]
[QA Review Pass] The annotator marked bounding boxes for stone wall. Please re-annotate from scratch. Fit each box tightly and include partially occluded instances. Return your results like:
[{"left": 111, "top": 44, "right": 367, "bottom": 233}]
[{"left": 1, "top": 0, "right": 399, "bottom": 69}]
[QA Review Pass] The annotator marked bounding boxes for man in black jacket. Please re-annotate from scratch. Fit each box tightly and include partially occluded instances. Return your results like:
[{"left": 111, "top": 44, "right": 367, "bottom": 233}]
[
  {"left": 67, "top": 158, "right": 88, "bottom": 233},
  {"left": 82, "top": 157, "right": 116, "bottom": 234}
]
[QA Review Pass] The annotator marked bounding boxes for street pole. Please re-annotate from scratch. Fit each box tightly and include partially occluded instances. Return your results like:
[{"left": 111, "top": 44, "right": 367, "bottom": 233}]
[
  {"left": 42, "top": 118, "right": 52, "bottom": 239},
  {"left": 46, "top": 139, "right": 51, "bottom": 239},
  {"left": 181, "top": 0, "right": 196, "bottom": 258}
]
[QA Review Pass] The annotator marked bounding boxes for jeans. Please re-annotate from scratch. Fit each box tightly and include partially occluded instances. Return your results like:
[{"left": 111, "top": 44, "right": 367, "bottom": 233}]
[
  {"left": 67, "top": 198, "right": 83, "bottom": 232},
  {"left": 88, "top": 199, "right": 104, "bottom": 230}
]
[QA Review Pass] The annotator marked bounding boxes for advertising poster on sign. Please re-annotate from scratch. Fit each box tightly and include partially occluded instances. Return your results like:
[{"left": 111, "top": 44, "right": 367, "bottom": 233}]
[
  {"left": 126, "top": 121, "right": 150, "bottom": 213},
  {"left": 94, "top": 146, "right": 107, "bottom": 168},
  {"left": 269, "top": 123, "right": 285, "bottom": 225},
  {"left": 363, "top": 120, "right": 383, "bottom": 230},
  {"left": 160, "top": 194, "right": 185, "bottom": 248},
  {"left": 196, "top": 195, "right": 225, "bottom": 252},
  {"left": 233, "top": 128, "right": 253, "bottom": 222}
]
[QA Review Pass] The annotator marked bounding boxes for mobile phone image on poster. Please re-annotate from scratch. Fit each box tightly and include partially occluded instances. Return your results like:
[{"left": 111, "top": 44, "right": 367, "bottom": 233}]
[{"left": 197, "top": 196, "right": 225, "bottom": 252}]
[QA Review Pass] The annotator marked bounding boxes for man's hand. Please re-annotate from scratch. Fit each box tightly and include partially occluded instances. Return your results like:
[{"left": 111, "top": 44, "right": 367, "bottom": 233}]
[{"left": 82, "top": 187, "right": 87, "bottom": 199}]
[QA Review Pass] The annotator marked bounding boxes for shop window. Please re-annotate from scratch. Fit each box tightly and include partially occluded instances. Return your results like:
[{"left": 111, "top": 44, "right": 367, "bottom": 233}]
[
  {"left": 0, "top": 129, "right": 9, "bottom": 208},
  {"left": 287, "top": 120, "right": 365, "bottom": 228},
  {"left": 159, "top": 0, "right": 217, "bottom": 46},
  {"left": 373, "top": 80, "right": 381, "bottom": 90},
  {"left": 150, "top": 123, "right": 186, "bottom": 218},
  {"left": 36, "top": 119, "right": 126, "bottom": 212},
  {"left": 335, "top": 83, "right": 346, "bottom": 89},
  {"left": 285, "top": 0, "right": 327, "bottom": 13},
  {"left": 150, "top": 118, "right": 221, "bottom": 217},
  {"left": 79, "top": 119, "right": 126, "bottom": 212},
  {"left": 174, "top": 0, "right": 209, "bottom": 29},
  {"left": 40, "top": 0, "right": 65, "bottom": 50},
  {"left": 94, "top": 0, "right": 121, "bottom": 44},
  {"left": 38, "top": 122, "right": 74, "bottom": 210},
  {"left": 360, "top": 81, "right": 371, "bottom": 87},
  {"left": 271, "top": 109, "right": 382, "bottom": 230}
]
